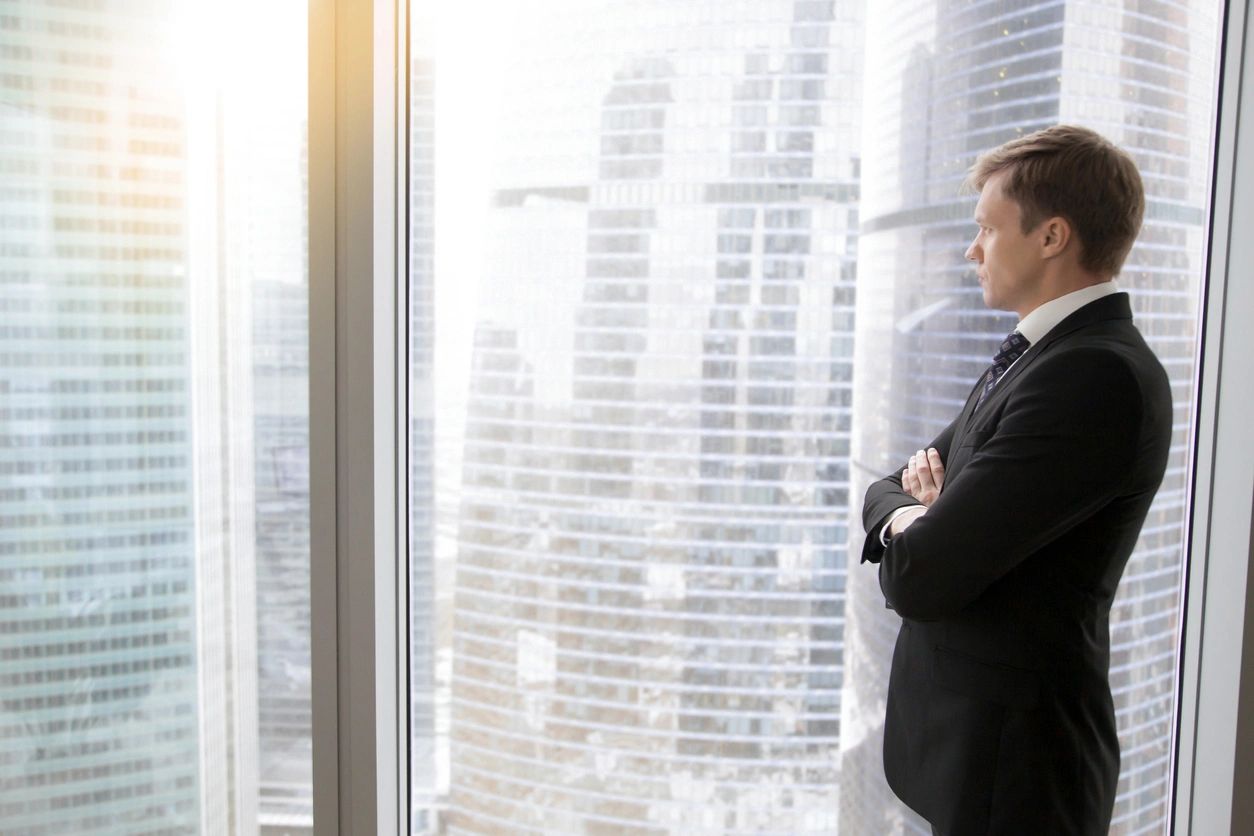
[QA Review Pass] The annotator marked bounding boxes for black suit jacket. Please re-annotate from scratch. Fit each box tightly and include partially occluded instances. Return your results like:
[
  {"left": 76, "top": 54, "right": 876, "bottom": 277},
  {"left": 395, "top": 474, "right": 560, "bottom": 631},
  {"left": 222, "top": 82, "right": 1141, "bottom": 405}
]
[{"left": 860, "top": 293, "right": 1172, "bottom": 835}]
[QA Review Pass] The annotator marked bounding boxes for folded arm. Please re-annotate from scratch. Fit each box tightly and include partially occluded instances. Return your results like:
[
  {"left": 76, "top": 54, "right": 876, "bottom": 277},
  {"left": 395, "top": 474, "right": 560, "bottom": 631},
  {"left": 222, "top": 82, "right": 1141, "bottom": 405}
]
[
  {"left": 860, "top": 417, "right": 958, "bottom": 564},
  {"left": 876, "top": 351, "right": 1144, "bottom": 621}
]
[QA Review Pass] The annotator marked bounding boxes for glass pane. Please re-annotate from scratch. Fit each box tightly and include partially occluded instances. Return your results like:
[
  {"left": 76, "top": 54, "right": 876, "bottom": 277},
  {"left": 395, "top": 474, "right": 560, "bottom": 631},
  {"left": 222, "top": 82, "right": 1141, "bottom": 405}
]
[
  {"left": 847, "top": 4, "right": 1218, "bottom": 832},
  {"left": 0, "top": 0, "right": 311, "bottom": 832},
  {"left": 413, "top": 0, "right": 1220, "bottom": 833},
  {"left": 410, "top": 1, "right": 440, "bottom": 829}
]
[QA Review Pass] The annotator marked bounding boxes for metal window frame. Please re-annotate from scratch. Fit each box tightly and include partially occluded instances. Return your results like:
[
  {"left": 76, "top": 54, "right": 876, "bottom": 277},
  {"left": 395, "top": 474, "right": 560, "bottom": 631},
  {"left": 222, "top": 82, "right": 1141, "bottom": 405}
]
[
  {"left": 1172, "top": 0, "right": 1254, "bottom": 833},
  {"left": 309, "top": 0, "right": 410, "bottom": 831}
]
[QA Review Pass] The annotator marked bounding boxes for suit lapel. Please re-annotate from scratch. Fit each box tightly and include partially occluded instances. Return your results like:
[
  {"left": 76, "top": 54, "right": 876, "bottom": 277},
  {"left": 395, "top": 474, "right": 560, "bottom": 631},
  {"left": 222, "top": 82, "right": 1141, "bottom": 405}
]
[
  {"left": 946, "top": 292, "right": 1133, "bottom": 465},
  {"left": 980, "top": 293, "right": 1133, "bottom": 418},
  {"left": 949, "top": 378, "right": 985, "bottom": 452}
]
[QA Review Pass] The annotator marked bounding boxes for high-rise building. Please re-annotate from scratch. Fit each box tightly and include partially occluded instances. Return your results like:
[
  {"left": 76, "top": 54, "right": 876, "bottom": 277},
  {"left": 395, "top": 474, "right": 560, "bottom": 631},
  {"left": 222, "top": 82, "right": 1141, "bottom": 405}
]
[
  {"left": 448, "top": 2, "right": 863, "bottom": 831},
  {"left": 188, "top": 76, "right": 261, "bottom": 836},
  {"left": 228, "top": 12, "right": 313, "bottom": 833},
  {"left": 844, "top": 0, "right": 1219, "bottom": 832},
  {"left": 253, "top": 276, "right": 312, "bottom": 834},
  {"left": 0, "top": 1, "right": 202, "bottom": 831},
  {"left": 409, "top": 11, "right": 440, "bottom": 829},
  {"left": 2, "top": 0, "right": 316, "bottom": 832}
]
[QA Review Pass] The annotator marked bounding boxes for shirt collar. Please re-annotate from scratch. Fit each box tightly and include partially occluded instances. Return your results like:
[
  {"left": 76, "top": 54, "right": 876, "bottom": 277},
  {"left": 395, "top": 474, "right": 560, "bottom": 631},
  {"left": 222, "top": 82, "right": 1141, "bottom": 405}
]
[{"left": 1015, "top": 281, "right": 1121, "bottom": 345}]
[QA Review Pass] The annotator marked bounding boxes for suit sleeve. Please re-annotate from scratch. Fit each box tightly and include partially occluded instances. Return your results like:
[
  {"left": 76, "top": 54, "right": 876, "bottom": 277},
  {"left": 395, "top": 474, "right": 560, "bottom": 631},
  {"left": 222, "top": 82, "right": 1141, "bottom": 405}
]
[
  {"left": 877, "top": 350, "right": 1144, "bottom": 621},
  {"left": 859, "top": 416, "right": 959, "bottom": 565}
]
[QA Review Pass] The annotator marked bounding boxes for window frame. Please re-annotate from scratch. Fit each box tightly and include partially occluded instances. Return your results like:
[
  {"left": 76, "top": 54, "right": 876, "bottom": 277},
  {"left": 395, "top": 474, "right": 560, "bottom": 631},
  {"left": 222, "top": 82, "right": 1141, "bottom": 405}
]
[
  {"left": 309, "top": 0, "right": 410, "bottom": 832},
  {"left": 1172, "top": 0, "right": 1254, "bottom": 833}
]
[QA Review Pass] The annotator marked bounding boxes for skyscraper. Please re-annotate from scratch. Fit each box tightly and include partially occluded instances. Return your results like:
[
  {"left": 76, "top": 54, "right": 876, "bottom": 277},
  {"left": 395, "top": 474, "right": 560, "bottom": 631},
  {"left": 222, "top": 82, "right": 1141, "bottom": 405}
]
[
  {"left": 2, "top": 0, "right": 316, "bottom": 832},
  {"left": 409, "top": 11, "right": 440, "bottom": 829},
  {"left": 253, "top": 276, "right": 312, "bottom": 834},
  {"left": 0, "top": 1, "right": 202, "bottom": 831},
  {"left": 449, "top": 1, "right": 863, "bottom": 830},
  {"left": 227, "top": 8, "right": 313, "bottom": 832}
]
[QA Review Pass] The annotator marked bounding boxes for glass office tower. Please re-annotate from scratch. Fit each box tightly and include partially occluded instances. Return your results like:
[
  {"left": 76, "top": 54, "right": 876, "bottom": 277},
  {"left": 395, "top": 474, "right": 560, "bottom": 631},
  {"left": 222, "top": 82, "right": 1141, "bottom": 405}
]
[
  {"left": 844, "top": 0, "right": 1219, "bottom": 832},
  {"left": 0, "top": 1, "right": 202, "bottom": 831},
  {"left": 409, "top": 11, "right": 440, "bottom": 829},
  {"left": 253, "top": 275, "right": 312, "bottom": 833},
  {"left": 2, "top": 0, "right": 314, "bottom": 832},
  {"left": 448, "top": 1, "right": 862, "bottom": 831},
  {"left": 206, "top": 4, "right": 311, "bottom": 831}
]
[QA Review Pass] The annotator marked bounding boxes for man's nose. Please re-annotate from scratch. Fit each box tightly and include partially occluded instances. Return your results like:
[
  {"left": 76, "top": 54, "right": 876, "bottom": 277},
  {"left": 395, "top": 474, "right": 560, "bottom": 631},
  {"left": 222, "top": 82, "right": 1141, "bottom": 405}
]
[{"left": 965, "top": 241, "right": 980, "bottom": 261}]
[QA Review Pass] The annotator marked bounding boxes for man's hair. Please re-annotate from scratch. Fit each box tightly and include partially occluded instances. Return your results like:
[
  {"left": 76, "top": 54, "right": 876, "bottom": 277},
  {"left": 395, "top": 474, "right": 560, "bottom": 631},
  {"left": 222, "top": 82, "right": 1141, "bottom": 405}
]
[{"left": 965, "top": 125, "right": 1145, "bottom": 277}]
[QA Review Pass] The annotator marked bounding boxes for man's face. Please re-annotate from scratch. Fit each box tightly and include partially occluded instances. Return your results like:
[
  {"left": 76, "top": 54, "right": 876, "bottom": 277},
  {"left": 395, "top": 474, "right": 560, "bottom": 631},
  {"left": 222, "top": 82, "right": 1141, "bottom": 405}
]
[{"left": 965, "top": 171, "right": 1045, "bottom": 317}]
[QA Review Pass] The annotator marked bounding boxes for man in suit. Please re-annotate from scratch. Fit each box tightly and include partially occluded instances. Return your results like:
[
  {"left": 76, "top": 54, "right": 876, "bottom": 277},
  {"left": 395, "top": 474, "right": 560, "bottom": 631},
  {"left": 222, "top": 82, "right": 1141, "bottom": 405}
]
[{"left": 860, "top": 125, "right": 1173, "bottom": 835}]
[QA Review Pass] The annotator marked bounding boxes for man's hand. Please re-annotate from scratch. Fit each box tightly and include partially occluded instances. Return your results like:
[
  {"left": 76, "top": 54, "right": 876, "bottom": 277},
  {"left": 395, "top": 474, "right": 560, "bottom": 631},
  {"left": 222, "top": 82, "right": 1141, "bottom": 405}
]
[{"left": 902, "top": 447, "right": 945, "bottom": 506}]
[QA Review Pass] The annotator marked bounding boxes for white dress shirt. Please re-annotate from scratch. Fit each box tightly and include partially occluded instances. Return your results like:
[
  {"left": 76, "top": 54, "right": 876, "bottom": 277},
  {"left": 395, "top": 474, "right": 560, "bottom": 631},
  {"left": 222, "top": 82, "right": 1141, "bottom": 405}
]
[
  {"left": 1005, "top": 280, "right": 1121, "bottom": 374},
  {"left": 878, "top": 281, "right": 1122, "bottom": 545}
]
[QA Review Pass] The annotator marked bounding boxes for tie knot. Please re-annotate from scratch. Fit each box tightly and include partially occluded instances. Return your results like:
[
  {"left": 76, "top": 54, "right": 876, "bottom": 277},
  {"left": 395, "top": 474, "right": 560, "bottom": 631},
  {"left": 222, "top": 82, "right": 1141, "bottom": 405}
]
[
  {"left": 975, "top": 330, "right": 1031, "bottom": 411},
  {"left": 994, "top": 331, "right": 1030, "bottom": 365}
]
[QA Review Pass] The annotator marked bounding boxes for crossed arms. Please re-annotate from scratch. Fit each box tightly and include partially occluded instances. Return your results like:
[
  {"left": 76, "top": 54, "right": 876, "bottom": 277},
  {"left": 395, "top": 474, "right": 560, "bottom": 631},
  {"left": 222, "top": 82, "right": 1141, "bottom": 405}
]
[{"left": 860, "top": 350, "right": 1145, "bottom": 621}]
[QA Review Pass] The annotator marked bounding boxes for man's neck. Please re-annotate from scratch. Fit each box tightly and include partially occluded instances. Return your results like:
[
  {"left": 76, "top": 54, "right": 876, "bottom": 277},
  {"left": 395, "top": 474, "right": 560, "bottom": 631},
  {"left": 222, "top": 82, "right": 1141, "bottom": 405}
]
[
  {"left": 1015, "top": 274, "right": 1113, "bottom": 321},
  {"left": 1016, "top": 281, "right": 1121, "bottom": 344}
]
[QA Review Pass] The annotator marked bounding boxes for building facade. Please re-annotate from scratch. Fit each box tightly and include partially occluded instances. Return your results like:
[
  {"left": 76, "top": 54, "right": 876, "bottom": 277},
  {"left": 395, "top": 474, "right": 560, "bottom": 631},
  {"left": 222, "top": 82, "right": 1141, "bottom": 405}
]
[
  {"left": 0, "top": 1, "right": 202, "bottom": 831},
  {"left": 449, "top": 1, "right": 863, "bottom": 831}
]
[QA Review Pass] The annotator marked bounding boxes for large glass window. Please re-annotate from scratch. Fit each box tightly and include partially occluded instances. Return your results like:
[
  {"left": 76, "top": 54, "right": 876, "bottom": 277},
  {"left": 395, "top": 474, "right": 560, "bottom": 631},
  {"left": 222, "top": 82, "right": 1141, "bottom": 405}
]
[
  {"left": 0, "top": 0, "right": 1228, "bottom": 831},
  {"left": 0, "top": 0, "right": 311, "bottom": 832},
  {"left": 413, "top": 0, "right": 1222, "bottom": 833}
]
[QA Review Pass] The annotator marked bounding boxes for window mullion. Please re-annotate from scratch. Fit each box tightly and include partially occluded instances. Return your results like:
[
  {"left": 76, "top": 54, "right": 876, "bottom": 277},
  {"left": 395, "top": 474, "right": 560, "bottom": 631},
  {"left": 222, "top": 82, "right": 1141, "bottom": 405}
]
[
  {"left": 1172, "top": 0, "right": 1254, "bottom": 832},
  {"left": 310, "top": 0, "right": 406, "bottom": 831}
]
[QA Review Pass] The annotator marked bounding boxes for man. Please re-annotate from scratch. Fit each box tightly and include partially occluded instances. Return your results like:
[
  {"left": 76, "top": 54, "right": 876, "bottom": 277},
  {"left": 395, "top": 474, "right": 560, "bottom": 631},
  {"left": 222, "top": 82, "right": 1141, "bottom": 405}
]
[{"left": 860, "top": 125, "right": 1173, "bottom": 835}]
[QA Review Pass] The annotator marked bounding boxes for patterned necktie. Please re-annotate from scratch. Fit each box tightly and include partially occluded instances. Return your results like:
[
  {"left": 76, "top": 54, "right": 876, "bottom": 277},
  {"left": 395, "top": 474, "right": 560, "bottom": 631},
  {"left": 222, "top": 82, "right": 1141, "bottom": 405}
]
[{"left": 974, "top": 330, "right": 1030, "bottom": 411}]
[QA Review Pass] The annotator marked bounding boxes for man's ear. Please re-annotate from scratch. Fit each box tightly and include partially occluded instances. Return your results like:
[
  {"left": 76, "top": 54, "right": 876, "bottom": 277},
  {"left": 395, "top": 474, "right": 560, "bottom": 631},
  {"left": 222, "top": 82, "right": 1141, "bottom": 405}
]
[{"left": 1039, "top": 216, "right": 1072, "bottom": 259}]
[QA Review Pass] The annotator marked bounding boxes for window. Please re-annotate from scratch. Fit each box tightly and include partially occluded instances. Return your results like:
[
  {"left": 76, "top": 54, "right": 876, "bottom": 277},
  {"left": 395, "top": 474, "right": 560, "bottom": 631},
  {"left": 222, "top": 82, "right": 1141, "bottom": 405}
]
[
  {"left": 3, "top": 0, "right": 1251, "bottom": 834},
  {"left": 415, "top": 0, "right": 1233, "bottom": 833},
  {"left": 0, "top": 0, "right": 310, "bottom": 832}
]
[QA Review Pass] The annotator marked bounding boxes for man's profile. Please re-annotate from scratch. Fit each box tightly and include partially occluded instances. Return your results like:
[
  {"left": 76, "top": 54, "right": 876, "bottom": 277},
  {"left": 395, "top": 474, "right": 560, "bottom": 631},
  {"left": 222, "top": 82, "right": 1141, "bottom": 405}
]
[{"left": 860, "top": 125, "right": 1172, "bottom": 835}]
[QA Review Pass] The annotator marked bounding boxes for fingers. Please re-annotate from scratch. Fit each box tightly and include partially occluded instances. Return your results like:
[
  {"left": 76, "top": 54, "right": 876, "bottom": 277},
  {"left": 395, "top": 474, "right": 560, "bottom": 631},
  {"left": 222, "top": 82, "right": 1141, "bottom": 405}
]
[
  {"left": 902, "top": 466, "right": 917, "bottom": 496},
  {"left": 927, "top": 447, "right": 945, "bottom": 488},
  {"left": 904, "top": 448, "right": 944, "bottom": 505},
  {"left": 911, "top": 449, "right": 936, "bottom": 493}
]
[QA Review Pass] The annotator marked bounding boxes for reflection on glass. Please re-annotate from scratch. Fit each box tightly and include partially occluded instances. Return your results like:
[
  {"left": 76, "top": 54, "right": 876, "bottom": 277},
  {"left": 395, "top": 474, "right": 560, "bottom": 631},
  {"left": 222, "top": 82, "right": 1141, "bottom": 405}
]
[
  {"left": 0, "top": 0, "right": 310, "bottom": 833},
  {"left": 425, "top": 0, "right": 1220, "bottom": 833}
]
